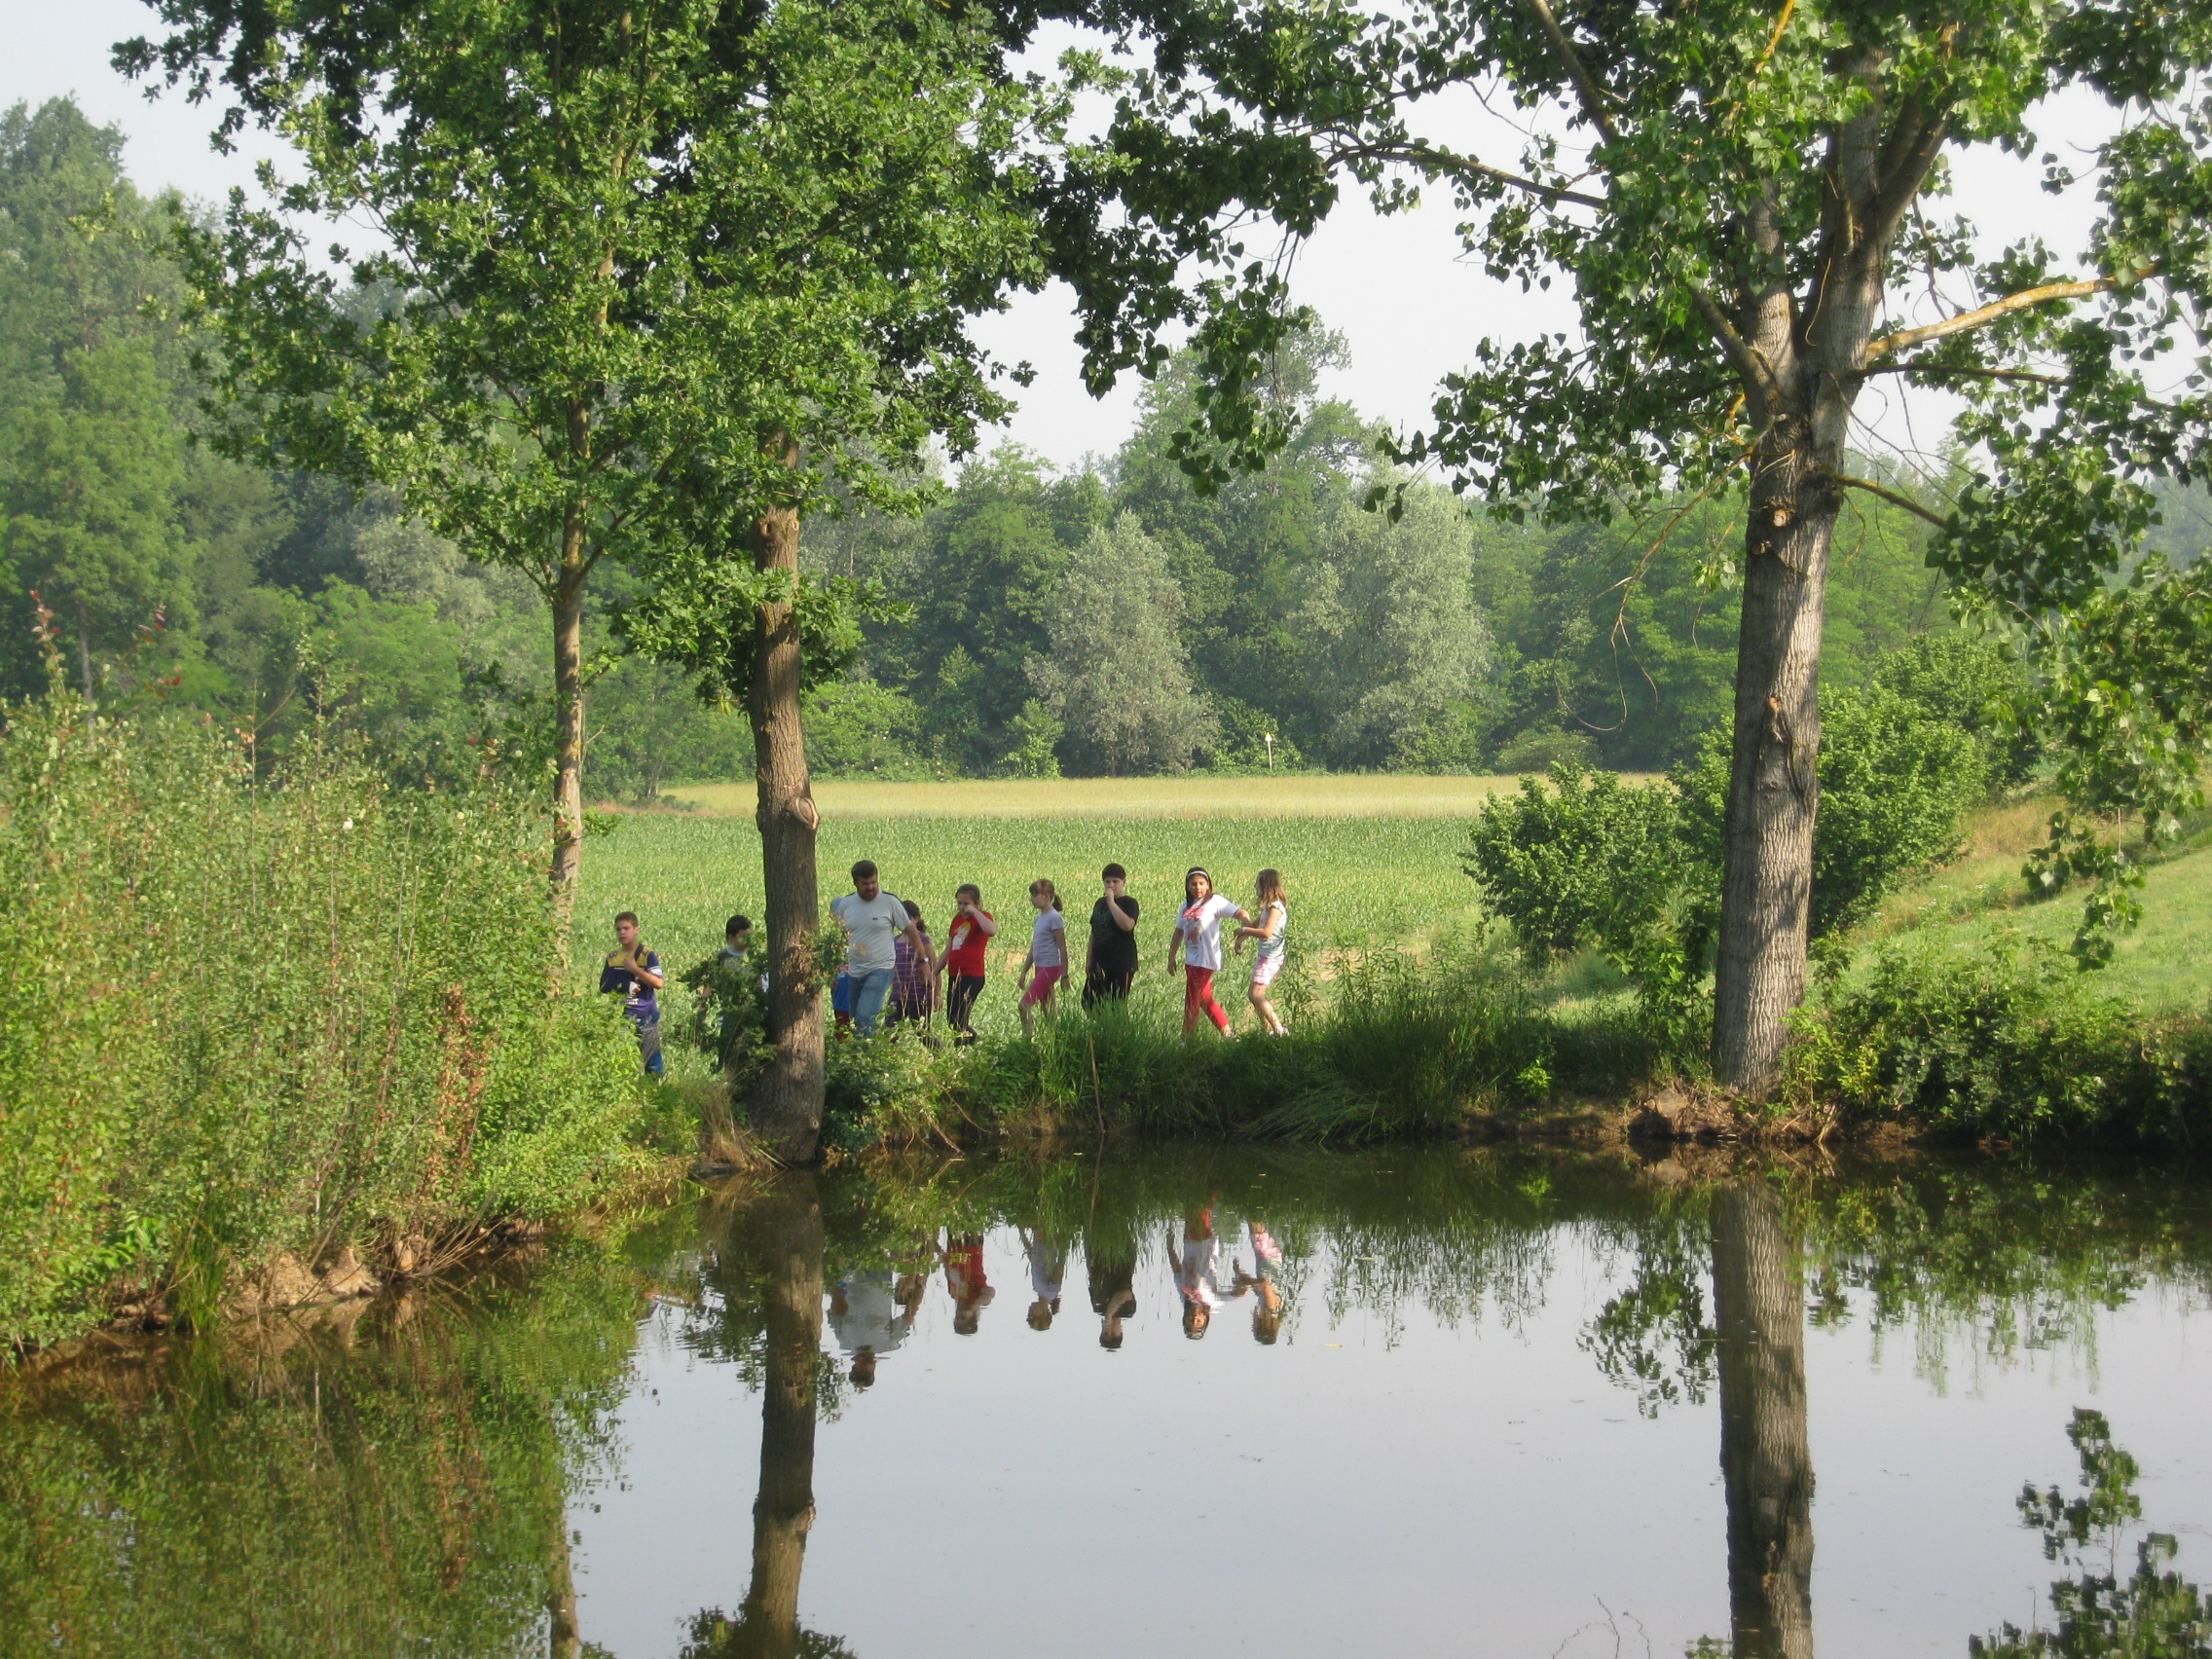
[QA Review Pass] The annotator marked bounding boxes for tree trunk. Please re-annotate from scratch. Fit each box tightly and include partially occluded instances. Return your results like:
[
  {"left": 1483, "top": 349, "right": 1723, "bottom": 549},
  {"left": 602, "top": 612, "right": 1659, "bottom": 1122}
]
[
  {"left": 747, "top": 450, "right": 825, "bottom": 1164},
  {"left": 549, "top": 504, "right": 589, "bottom": 925},
  {"left": 1712, "top": 1179, "right": 1815, "bottom": 1659},
  {"left": 1713, "top": 430, "right": 1835, "bottom": 1093},
  {"left": 739, "top": 1172, "right": 825, "bottom": 1659}
]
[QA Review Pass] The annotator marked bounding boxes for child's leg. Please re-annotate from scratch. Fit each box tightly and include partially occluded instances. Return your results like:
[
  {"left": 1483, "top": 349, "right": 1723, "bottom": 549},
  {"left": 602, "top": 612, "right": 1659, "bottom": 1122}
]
[
  {"left": 1182, "top": 965, "right": 1203, "bottom": 1036},
  {"left": 1193, "top": 968, "right": 1231, "bottom": 1034}
]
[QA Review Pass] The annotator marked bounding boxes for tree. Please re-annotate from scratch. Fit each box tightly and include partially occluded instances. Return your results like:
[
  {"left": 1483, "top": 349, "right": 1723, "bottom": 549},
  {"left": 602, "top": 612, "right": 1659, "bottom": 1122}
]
[
  {"left": 1028, "top": 512, "right": 1215, "bottom": 774},
  {"left": 1289, "top": 478, "right": 1493, "bottom": 769},
  {"left": 132, "top": 0, "right": 1060, "bottom": 1160},
  {"left": 2, "top": 340, "right": 188, "bottom": 693},
  {"left": 0, "top": 100, "right": 192, "bottom": 695},
  {"left": 1044, "top": 0, "right": 2212, "bottom": 1093}
]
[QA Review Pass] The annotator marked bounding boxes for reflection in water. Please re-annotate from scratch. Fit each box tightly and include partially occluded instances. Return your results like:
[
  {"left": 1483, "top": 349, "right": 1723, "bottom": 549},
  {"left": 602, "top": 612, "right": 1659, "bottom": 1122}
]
[
  {"left": 6, "top": 1150, "right": 2212, "bottom": 1658},
  {"left": 1713, "top": 1180, "right": 1816, "bottom": 1659},
  {"left": 1972, "top": 1411, "right": 2212, "bottom": 1657},
  {"left": 942, "top": 1233, "right": 993, "bottom": 1335},
  {"left": 683, "top": 1173, "right": 854, "bottom": 1659},
  {"left": 1088, "top": 1240, "right": 1136, "bottom": 1350},
  {"left": 681, "top": 1185, "right": 844, "bottom": 1659}
]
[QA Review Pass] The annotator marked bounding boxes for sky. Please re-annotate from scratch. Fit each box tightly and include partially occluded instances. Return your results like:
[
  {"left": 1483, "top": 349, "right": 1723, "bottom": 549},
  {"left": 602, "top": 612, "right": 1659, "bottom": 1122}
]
[{"left": 7, "top": 2, "right": 2121, "bottom": 477}]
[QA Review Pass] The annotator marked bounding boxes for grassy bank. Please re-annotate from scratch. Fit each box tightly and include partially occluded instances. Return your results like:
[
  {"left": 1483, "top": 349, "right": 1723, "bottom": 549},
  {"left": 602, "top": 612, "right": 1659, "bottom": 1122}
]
[
  {"left": 0, "top": 685, "right": 655, "bottom": 1351},
  {"left": 600, "top": 778, "right": 2212, "bottom": 1155}
]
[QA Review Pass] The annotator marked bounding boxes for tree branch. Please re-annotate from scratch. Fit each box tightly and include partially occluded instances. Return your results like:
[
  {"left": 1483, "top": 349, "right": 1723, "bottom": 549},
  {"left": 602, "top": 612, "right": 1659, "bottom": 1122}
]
[
  {"left": 1863, "top": 268, "right": 2156, "bottom": 361},
  {"left": 1348, "top": 140, "right": 1606, "bottom": 210},
  {"left": 1525, "top": 0, "right": 1619, "bottom": 142},
  {"left": 1691, "top": 287, "right": 1783, "bottom": 410},
  {"left": 1857, "top": 361, "right": 2064, "bottom": 387},
  {"left": 1834, "top": 471, "right": 1949, "bottom": 528}
]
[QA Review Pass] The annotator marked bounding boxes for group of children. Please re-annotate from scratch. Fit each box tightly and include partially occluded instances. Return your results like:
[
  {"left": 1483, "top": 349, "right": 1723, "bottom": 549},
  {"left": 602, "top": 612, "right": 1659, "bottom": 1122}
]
[
  {"left": 826, "top": 860, "right": 1292, "bottom": 1044},
  {"left": 597, "top": 860, "right": 1294, "bottom": 1074}
]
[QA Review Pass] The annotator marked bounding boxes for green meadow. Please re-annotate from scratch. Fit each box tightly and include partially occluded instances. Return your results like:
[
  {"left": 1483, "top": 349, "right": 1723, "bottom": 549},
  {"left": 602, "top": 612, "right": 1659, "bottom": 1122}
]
[{"left": 574, "top": 792, "right": 1495, "bottom": 1055}]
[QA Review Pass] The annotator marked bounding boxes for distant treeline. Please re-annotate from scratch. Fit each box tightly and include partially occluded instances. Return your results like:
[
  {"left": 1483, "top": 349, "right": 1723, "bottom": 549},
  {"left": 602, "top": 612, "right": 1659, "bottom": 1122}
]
[{"left": 10, "top": 95, "right": 2212, "bottom": 797}]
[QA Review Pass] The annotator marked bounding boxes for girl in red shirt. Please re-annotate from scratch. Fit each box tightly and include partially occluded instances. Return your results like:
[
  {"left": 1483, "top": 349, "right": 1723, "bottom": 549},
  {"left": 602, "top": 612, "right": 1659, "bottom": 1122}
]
[{"left": 936, "top": 883, "right": 997, "bottom": 1046}]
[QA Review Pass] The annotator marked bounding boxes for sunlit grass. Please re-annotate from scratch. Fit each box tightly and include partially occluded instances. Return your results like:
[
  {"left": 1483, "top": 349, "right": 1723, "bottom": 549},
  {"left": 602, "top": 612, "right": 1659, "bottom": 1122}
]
[
  {"left": 659, "top": 773, "right": 1626, "bottom": 819},
  {"left": 574, "top": 808, "right": 1493, "bottom": 1058}
]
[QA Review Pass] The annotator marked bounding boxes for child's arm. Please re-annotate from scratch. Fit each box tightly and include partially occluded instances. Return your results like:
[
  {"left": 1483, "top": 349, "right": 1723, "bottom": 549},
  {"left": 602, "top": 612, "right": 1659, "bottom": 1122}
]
[
  {"left": 632, "top": 953, "right": 667, "bottom": 991},
  {"left": 975, "top": 909, "right": 999, "bottom": 937}
]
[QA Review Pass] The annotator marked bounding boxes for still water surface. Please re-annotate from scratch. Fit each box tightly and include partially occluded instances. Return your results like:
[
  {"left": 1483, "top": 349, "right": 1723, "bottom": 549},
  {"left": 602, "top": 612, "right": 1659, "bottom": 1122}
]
[{"left": 6, "top": 1147, "right": 2210, "bottom": 1657}]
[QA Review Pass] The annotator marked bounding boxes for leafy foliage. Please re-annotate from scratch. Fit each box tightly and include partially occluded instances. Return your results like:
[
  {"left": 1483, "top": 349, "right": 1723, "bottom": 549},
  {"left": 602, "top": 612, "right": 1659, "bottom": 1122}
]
[{"left": 0, "top": 663, "right": 648, "bottom": 1349}]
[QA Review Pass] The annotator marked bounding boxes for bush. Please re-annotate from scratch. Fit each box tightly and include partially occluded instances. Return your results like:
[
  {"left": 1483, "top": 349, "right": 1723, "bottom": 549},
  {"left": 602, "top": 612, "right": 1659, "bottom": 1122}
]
[
  {"left": 0, "top": 682, "right": 650, "bottom": 1348},
  {"left": 1464, "top": 766, "right": 1682, "bottom": 956},
  {"left": 1673, "top": 680, "right": 1987, "bottom": 940},
  {"left": 1785, "top": 931, "right": 2210, "bottom": 1143}
]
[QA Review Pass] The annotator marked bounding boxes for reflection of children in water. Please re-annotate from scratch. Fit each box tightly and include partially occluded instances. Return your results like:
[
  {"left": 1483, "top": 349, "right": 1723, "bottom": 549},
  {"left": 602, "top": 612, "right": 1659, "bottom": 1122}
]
[
  {"left": 1088, "top": 1243, "right": 1137, "bottom": 1350},
  {"left": 1174, "top": 1207, "right": 1241, "bottom": 1339},
  {"left": 1236, "top": 1220, "right": 1285, "bottom": 1345},
  {"left": 1020, "top": 1227, "right": 1068, "bottom": 1330},
  {"left": 943, "top": 1233, "right": 995, "bottom": 1335},
  {"left": 827, "top": 1267, "right": 925, "bottom": 1387}
]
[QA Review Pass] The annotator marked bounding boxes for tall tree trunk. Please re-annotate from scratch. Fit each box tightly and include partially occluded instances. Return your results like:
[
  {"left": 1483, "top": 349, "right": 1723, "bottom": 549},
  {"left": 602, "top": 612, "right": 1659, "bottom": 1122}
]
[
  {"left": 1714, "top": 87, "right": 1910, "bottom": 1094},
  {"left": 1714, "top": 431, "right": 1833, "bottom": 1093},
  {"left": 739, "top": 1172, "right": 825, "bottom": 1659},
  {"left": 747, "top": 445, "right": 825, "bottom": 1164},
  {"left": 550, "top": 503, "right": 589, "bottom": 925},
  {"left": 1712, "top": 1179, "right": 1815, "bottom": 1659}
]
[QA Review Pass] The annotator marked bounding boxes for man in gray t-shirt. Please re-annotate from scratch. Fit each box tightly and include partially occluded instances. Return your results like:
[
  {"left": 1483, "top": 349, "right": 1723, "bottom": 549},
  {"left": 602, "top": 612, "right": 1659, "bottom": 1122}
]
[{"left": 830, "top": 859, "right": 929, "bottom": 1034}]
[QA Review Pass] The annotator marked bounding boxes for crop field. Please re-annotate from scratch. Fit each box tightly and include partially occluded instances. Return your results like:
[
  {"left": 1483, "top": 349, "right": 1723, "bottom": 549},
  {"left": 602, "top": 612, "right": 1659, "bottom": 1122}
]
[
  {"left": 661, "top": 773, "right": 1577, "bottom": 819},
  {"left": 573, "top": 799, "right": 1492, "bottom": 1050}
]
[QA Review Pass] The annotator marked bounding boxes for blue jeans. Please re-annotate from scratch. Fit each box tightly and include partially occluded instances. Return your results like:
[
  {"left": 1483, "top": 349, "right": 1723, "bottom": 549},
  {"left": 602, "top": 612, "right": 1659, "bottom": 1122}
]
[{"left": 848, "top": 967, "right": 896, "bottom": 1034}]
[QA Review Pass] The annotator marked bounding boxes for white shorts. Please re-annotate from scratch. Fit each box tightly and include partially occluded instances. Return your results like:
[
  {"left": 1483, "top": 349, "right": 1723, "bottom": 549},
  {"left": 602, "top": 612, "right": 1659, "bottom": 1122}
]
[{"left": 1251, "top": 952, "right": 1285, "bottom": 988}]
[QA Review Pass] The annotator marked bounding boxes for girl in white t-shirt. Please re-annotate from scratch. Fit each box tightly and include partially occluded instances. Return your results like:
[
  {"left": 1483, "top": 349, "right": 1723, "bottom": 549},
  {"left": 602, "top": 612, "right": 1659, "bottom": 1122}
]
[
  {"left": 1234, "top": 867, "right": 1290, "bottom": 1036},
  {"left": 1016, "top": 878, "right": 1069, "bottom": 1035},
  {"left": 1169, "top": 866, "right": 1250, "bottom": 1037}
]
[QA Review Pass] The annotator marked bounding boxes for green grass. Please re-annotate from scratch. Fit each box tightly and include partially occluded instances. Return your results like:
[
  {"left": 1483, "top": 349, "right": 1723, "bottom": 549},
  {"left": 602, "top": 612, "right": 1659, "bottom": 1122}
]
[
  {"left": 573, "top": 809, "right": 1489, "bottom": 1061},
  {"left": 1924, "top": 844, "right": 2212, "bottom": 1009},
  {"left": 661, "top": 773, "right": 1623, "bottom": 819}
]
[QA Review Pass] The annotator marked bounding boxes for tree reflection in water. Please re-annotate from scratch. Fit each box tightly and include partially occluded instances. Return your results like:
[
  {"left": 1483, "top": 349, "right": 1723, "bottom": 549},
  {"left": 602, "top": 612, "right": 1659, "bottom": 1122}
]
[
  {"left": 682, "top": 1172, "right": 858, "bottom": 1659},
  {"left": 1972, "top": 1409, "right": 2212, "bottom": 1658},
  {"left": 1711, "top": 1179, "right": 1816, "bottom": 1659}
]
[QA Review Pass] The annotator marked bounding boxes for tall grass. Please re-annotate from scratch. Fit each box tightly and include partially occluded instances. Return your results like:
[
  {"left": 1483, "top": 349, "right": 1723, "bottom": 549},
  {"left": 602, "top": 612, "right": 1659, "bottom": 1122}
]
[
  {"left": 0, "top": 678, "right": 650, "bottom": 1349},
  {"left": 812, "top": 935, "right": 1669, "bottom": 1149}
]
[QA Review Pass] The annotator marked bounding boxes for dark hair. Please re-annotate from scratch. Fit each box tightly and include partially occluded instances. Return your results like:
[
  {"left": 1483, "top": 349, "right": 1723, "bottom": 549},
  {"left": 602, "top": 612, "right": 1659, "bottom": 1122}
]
[
  {"left": 1031, "top": 877, "right": 1062, "bottom": 911},
  {"left": 1101, "top": 863, "right": 1127, "bottom": 882},
  {"left": 956, "top": 883, "right": 981, "bottom": 904},
  {"left": 725, "top": 913, "right": 752, "bottom": 936},
  {"left": 1184, "top": 867, "right": 1210, "bottom": 907},
  {"left": 614, "top": 910, "right": 639, "bottom": 928},
  {"left": 902, "top": 899, "right": 922, "bottom": 920},
  {"left": 851, "top": 860, "right": 878, "bottom": 882}
]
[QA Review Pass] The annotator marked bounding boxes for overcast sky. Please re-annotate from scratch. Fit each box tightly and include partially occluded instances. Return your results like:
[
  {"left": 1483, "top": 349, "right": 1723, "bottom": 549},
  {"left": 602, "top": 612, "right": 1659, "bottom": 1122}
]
[{"left": 9, "top": 1, "right": 2120, "bottom": 478}]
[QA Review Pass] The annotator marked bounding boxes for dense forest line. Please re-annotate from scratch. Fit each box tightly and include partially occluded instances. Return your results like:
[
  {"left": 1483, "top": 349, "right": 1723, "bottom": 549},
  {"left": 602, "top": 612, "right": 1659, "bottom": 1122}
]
[{"left": 10, "top": 95, "right": 2212, "bottom": 799}]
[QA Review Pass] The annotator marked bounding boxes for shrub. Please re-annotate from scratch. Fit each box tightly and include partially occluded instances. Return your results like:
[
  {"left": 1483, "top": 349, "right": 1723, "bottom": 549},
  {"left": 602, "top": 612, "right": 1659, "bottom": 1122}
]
[
  {"left": 1464, "top": 766, "right": 1682, "bottom": 956},
  {"left": 1784, "top": 931, "right": 2209, "bottom": 1143},
  {"left": 0, "top": 682, "right": 650, "bottom": 1348},
  {"left": 1675, "top": 680, "right": 1988, "bottom": 940}
]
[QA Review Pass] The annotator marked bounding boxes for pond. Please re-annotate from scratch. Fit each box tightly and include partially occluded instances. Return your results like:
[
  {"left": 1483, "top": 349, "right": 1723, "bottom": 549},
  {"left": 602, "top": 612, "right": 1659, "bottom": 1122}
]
[{"left": 5, "top": 1147, "right": 2210, "bottom": 1658}]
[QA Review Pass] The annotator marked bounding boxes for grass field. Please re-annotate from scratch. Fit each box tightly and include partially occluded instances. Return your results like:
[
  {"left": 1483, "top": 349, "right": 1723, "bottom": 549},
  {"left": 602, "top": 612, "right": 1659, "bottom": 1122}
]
[
  {"left": 575, "top": 795, "right": 1495, "bottom": 1059},
  {"left": 660, "top": 773, "right": 1588, "bottom": 819}
]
